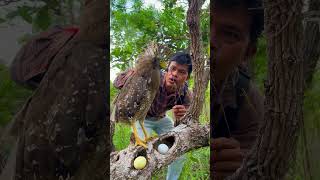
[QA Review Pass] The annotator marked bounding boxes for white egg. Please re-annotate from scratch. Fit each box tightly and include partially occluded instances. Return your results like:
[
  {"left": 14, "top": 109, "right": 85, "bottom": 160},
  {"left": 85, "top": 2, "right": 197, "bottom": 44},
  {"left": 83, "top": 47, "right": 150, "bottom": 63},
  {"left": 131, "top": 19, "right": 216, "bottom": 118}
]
[{"left": 158, "top": 144, "right": 169, "bottom": 154}]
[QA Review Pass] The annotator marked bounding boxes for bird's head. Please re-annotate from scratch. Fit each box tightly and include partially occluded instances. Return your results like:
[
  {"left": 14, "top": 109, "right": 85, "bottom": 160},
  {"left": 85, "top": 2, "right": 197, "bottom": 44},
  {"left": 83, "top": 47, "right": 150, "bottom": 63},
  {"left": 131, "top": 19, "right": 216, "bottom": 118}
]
[
  {"left": 149, "top": 58, "right": 167, "bottom": 70},
  {"left": 136, "top": 42, "right": 168, "bottom": 70}
]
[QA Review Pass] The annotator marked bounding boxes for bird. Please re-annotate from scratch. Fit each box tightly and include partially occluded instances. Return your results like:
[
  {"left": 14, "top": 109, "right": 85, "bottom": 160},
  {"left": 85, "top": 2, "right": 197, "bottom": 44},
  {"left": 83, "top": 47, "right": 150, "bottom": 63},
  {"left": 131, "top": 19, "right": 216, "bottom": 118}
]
[{"left": 114, "top": 42, "right": 162, "bottom": 148}]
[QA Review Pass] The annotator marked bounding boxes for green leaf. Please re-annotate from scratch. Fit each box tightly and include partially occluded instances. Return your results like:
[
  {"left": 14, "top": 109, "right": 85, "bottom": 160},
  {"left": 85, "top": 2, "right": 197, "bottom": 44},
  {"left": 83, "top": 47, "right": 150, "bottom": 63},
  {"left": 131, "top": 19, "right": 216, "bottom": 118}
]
[
  {"left": 189, "top": 154, "right": 200, "bottom": 163},
  {"left": 34, "top": 6, "right": 51, "bottom": 30},
  {"left": 0, "top": 17, "right": 5, "bottom": 24},
  {"left": 18, "top": 6, "right": 33, "bottom": 24},
  {"left": 6, "top": 10, "right": 19, "bottom": 20},
  {"left": 46, "top": 0, "right": 59, "bottom": 9}
]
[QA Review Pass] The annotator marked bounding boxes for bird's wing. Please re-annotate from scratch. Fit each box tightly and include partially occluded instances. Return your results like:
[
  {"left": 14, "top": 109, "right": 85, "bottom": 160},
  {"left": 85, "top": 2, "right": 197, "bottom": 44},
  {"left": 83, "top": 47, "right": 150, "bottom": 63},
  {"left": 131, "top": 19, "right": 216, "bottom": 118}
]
[{"left": 115, "top": 74, "right": 152, "bottom": 122}]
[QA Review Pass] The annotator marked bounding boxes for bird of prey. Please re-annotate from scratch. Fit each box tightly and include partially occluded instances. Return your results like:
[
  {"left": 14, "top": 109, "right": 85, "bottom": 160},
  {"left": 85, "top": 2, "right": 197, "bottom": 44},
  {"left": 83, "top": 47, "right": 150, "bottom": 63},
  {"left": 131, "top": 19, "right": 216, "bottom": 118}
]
[{"left": 114, "top": 42, "right": 162, "bottom": 148}]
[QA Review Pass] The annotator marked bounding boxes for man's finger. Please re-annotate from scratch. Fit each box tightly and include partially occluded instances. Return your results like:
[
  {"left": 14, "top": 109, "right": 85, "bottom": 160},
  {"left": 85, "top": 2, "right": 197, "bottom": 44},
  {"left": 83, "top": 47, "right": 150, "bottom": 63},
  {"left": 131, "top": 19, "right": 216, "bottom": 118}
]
[
  {"left": 176, "top": 112, "right": 186, "bottom": 116},
  {"left": 212, "top": 137, "right": 240, "bottom": 150},
  {"left": 213, "top": 149, "right": 244, "bottom": 161},
  {"left": 178, "top": 108, "right": 186, "bottom": 113},
  {"left": 173, "top": 105, "right": 185, "bottom": 109},
  {"left": 173, "top": 108, "right": 179, "bottom": 113}
]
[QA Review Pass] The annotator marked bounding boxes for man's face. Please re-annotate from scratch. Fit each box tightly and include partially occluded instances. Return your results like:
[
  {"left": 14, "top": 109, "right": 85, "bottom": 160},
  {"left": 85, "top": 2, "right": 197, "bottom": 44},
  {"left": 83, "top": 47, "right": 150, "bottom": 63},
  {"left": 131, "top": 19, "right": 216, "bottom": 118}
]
[
  {"left": 211, "top": 4, "right": 256, "bottom": 85},
  {"left": 165, "top": 61, "right": 189, "bottom": 92}
]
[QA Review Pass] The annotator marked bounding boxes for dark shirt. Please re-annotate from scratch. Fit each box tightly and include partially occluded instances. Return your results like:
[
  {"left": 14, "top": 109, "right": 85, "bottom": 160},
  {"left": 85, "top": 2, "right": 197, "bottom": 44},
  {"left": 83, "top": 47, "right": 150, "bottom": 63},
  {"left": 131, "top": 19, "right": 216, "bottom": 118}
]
[
  {"left": 210, "top": 69, "right": 264, "bottom": 179},
  {"left": 113, "top": 69, "right": 192, "bottom": 119},
  {"left": 213, "top": 69, "right": 264, "bottom": 149}
]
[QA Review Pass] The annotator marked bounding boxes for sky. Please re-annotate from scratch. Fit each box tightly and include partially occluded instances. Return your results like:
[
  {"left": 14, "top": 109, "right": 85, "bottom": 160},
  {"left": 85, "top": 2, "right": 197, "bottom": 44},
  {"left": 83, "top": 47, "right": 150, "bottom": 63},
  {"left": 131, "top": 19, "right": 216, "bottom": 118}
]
[{"left": 144, "top": 0, "right": 163, "bottom": 9}]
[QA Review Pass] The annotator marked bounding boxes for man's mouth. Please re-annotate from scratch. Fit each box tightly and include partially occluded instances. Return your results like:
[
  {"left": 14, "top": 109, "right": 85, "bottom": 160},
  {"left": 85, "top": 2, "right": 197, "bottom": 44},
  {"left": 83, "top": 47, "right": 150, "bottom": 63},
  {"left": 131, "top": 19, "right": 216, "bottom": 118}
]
[{"left": 169, "top": 77, "right": 176, "bottom": 84}]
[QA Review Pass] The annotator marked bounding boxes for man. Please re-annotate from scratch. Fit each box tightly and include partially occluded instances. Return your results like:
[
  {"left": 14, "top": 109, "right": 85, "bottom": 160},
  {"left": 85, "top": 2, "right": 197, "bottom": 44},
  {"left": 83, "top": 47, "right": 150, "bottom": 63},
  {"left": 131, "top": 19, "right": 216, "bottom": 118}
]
[
  {"left": 210, "top": 0, "right": 264, "bottom": 179},
  {"left": 113, "top": 52, "right": 192, "bottom": 180}
]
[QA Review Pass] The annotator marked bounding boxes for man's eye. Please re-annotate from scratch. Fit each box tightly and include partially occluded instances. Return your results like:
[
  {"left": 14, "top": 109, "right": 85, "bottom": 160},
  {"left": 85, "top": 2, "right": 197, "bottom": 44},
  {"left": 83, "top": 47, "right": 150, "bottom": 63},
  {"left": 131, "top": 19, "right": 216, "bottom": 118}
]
[
  {"left": 170, "top": 67, "right": 176, "bottom": 71},
  {"left": 224, "top": 30, "right": 240, "bottom": 41},
  {"left": 179, "top": 71, "right": 187, "bottom": 75}
]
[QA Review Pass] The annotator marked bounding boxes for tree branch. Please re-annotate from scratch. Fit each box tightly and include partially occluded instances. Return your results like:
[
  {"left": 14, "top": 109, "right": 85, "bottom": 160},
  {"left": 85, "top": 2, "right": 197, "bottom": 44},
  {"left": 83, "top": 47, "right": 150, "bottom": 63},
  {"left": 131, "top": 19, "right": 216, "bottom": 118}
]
[{"left": 110, "top": 123, "right": 209, "bottom": 179}]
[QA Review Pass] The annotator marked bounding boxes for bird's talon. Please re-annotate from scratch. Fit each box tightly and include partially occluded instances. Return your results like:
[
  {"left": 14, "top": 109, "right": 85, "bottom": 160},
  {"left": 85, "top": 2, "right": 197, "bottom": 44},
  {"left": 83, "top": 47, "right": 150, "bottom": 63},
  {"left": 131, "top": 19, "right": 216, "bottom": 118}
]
[
  {"left": 135, "top": 139, "right": 148, "bottom": 148},
  {"left": 144, "top": 135, "right": 157, "bottom": 142}
]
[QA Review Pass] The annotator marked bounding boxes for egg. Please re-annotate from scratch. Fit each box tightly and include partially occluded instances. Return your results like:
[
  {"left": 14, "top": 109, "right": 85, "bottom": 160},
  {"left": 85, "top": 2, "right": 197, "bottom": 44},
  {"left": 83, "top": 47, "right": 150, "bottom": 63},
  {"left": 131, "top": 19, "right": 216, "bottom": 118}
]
[
  {"left": 157, "top": 144, "right": 169, "bottom": 154},
  {"left": 133, "top": 156, "right": 147, "bottom": 170}
]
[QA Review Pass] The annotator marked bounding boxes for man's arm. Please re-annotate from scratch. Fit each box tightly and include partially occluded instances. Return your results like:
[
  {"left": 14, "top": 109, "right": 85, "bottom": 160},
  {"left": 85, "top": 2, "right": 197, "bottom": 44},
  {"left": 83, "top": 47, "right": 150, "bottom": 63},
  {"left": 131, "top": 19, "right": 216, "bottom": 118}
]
[{"left": 113, "top": 69, "right": 135, "bottom": 89}]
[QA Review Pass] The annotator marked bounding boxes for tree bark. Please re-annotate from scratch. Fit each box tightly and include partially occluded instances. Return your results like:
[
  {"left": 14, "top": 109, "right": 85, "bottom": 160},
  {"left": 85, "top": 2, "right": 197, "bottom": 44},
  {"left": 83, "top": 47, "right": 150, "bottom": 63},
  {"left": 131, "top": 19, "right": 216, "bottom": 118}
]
[{"left": 228, "top": 0, "right": 305, "bottom": 179}]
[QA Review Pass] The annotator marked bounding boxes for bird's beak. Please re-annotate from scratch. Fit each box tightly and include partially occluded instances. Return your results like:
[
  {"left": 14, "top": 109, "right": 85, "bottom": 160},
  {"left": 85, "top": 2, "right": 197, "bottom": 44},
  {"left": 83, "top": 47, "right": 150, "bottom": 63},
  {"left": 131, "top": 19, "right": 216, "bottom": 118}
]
[{"left": 160, "top": 60, "right": 167, "bottom": 69}]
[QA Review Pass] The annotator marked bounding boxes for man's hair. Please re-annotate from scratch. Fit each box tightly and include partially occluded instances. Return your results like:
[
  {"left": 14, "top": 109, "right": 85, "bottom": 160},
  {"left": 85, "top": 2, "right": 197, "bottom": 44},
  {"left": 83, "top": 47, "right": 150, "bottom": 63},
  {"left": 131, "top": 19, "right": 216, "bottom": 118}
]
[
  {"left": 212, "top": 0, "right": 264, "bottom": 44},
  {"left": 168, "top": 52, "right": 192, "bottom": 75}
]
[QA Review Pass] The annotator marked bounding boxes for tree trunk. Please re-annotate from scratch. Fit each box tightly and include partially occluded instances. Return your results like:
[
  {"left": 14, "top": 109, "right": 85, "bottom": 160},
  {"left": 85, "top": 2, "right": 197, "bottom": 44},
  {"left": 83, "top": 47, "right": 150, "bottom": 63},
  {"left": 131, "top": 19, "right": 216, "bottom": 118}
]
[
  {"left": 182, "top": 0, "right": 210, "bottom": 124},
  {"left": 228, "top": 0, "right": 305, "bottom": 179}
]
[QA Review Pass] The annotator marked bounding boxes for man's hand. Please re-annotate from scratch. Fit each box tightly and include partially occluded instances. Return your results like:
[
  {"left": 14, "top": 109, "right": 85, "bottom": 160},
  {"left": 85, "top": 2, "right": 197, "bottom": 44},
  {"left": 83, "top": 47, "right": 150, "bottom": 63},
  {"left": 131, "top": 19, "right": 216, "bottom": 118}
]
[
  {"left": 211, "top": 137, "right": 244, "bottom": 180},
  {"left": 172, "top": 105, "right": 187, "bottom": 120}
]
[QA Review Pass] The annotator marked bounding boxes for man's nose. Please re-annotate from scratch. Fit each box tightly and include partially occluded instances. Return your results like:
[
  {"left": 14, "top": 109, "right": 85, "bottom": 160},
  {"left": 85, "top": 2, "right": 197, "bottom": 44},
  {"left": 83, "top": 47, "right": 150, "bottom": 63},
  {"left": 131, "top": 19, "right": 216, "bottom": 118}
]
[{"left": 171, "top": 70, "right": 178, "bottom": 77}]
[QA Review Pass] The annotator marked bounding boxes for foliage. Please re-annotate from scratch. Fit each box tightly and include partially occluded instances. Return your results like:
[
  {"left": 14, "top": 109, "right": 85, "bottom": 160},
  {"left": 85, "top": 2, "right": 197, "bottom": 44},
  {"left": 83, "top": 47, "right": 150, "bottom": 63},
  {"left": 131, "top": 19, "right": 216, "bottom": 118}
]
[
  {"left": 252, "top": 37, "right": 267, "bottom": 90},
  {"left": 0, "top": 0, "right": 81, "bottom": 33},
  {"left": 111, "top": 0, "right": 209, "bottom": 71},
  {"left": 0, "top": 64, "right": 32, "bottom": 127}
]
